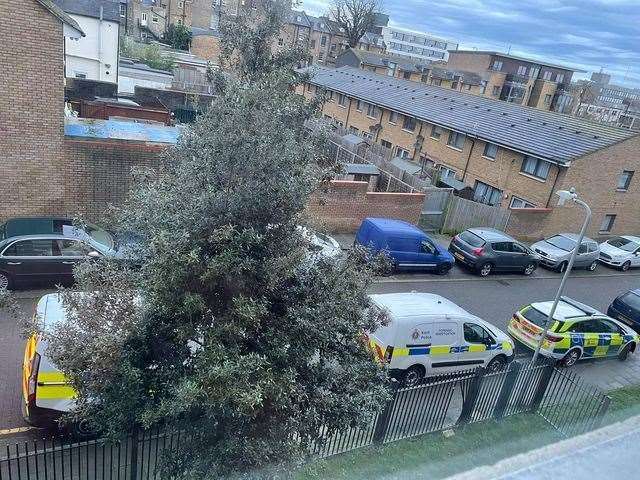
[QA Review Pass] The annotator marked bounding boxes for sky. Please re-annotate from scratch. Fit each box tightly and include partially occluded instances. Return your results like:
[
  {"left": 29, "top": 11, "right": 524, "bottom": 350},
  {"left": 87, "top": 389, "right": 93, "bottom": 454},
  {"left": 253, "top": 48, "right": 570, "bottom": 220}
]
[{"left": 297, "top": 0, "right": 640, "bottom": 87}]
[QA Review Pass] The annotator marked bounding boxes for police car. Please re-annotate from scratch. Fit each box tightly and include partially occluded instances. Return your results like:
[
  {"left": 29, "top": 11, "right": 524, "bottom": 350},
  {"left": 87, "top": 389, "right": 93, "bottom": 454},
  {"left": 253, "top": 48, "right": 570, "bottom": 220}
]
[{"left": 508, "top": 296, "right": 639, "bottom": 367}]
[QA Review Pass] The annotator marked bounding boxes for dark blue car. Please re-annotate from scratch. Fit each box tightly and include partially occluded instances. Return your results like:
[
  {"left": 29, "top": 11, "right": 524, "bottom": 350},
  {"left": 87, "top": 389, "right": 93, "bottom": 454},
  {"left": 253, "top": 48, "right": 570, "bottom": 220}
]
[
  {"left": 355, "top": 218, "right": 454, "bottom": 274},
  {"left": 608, "top": 289, "right": 640, "bottom": 332}
]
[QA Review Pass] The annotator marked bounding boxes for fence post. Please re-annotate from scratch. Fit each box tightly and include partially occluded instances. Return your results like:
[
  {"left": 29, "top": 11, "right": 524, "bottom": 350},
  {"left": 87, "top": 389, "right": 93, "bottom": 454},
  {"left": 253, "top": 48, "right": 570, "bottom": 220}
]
[
  {"left": 457, "top": 367, "right": 485, "bottom": 425},
  {"left": 372, "top": 383, "right": 398, "bottom": 444},
  {"left": 593, "top": 395, "right": 611, "bottom": 430},
  {"left": 493, "top": 361, "right": 522, "bottom": 420},
  {"left": 529, "top": 363, "right": 555, "bottom": 412},
  {"left": 129, "top": 427, "right": 139, "bottom": 480}
]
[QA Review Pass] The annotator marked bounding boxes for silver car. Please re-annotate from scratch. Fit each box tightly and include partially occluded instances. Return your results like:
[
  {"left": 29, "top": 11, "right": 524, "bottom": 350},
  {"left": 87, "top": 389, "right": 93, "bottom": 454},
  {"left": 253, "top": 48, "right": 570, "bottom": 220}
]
[{"left": 531, "top": 233, "right": 600, "bottom": 273}]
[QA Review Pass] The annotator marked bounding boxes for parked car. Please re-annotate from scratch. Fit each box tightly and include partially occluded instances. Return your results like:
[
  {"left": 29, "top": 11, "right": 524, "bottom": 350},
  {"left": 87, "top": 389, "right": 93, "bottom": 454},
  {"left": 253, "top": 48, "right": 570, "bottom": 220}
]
[
  {"left": 508, "top": 296, "right": 639, "bottom": 367},
  {"left": 355, "top": 218, "right": 454, "bottom": 274},
  {"left": 608, "top": 289, "right": 640, "bottom": 332},
  {"left": 530, "top": 233, "right": 599, "bottom": 272},
  {"left": 0, "top": 234, "right": 109, "bottom": 289},
  {"left": 368, "top": 292, "right": 514, "bottom": 386},
  {"left": 599, "top": 235, "right": 640, "bottom": 271},
  {"left": 448, "top": 228, "right": 539, "bottom": 277},
  {"left": 297, "top": 226, "right": 342, "bottom": 259}
]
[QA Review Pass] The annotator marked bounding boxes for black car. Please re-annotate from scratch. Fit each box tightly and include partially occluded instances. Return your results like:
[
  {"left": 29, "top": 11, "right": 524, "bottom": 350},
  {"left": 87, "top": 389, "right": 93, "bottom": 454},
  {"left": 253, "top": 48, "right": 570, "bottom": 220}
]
[
  {"left": 0, "top": 234, "right": 108, "bottom": 289},
  {"left": 608, "top": 289, "right": 640, "bottom": 332},
  {"left": 448, "top": 228, "right": 539, "bottom": 277}
]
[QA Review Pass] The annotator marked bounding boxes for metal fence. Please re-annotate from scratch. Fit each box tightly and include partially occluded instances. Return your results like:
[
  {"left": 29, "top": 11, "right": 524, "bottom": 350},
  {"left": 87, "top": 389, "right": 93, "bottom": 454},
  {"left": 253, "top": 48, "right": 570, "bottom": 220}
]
[
  {"left": 442, "top": 195, "right": 511, "bottom": 234},
  {"left": 1, "top": 362, "right": 610, "bottom": 478}
]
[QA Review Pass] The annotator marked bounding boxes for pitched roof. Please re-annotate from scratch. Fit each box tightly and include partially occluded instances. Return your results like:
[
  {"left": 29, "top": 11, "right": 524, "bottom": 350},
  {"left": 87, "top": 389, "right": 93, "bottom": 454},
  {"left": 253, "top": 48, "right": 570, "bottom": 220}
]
[
  {"left": 303, "top": 65, "right": 637, "bottom": 165},
  {"left": 349, "top": 49, "right": 430, "bottom": 73},
  {"left": 450, "top": 50, "right": 585, "bottom": 73},
  {"left": 35, "top": 0, "right": 85, "bottom": 35},
  {"left": 429, "top": 66, "right": 482, "bottom": 86},
  {"left": 53, "top": 0, "right": 121, "bottom": 22}
]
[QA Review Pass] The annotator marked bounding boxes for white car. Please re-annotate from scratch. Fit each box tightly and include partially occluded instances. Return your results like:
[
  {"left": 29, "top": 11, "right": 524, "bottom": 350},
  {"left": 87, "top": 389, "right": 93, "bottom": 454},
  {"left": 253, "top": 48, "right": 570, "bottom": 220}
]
[
  {"left": 298, "top": 227, "right": 342, "bottom": 259},
  {"left": 599, "top": 236, "right": 640, "bottom": 271}
]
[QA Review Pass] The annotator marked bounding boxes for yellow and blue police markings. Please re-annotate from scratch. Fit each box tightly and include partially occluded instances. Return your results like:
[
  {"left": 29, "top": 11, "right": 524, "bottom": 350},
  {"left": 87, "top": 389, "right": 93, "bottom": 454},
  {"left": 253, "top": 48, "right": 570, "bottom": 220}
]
[{"left": 392, "top": 341, "right": 513, "bottom": 357}]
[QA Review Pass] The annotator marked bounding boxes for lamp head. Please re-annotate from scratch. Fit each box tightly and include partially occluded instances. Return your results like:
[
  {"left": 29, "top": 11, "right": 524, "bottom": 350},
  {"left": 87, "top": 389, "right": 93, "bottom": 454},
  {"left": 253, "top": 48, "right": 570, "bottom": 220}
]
[{"left": 556, "top": 188, "right": 577, "bottom": 206}]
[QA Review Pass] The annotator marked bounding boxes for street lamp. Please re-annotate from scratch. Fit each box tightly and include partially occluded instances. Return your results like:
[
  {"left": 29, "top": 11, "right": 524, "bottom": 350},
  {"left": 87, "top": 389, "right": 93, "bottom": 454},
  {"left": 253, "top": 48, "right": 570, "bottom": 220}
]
[{"left": 531, "top": 188, "right": 592, "bottom": 364}]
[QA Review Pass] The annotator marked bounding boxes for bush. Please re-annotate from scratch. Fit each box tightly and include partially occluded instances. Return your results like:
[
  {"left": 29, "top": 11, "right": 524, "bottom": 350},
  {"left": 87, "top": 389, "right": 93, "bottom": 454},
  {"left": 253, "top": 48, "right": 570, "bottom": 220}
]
[{"left": 120, "top": 36, "right": 175, "bottom": 72}]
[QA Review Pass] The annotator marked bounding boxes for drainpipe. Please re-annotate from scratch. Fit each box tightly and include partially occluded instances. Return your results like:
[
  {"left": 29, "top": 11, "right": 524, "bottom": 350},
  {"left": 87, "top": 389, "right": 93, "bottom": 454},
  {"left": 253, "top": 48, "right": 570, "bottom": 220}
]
[
  {"left": 545, "top": 165, "right": 562, "bottom": 208},
  {"left": 461, "top": 137, "right": 476, "bottom": 181},
  {"left": 98, "top": 6, "right": 103, "bottom": 80}
]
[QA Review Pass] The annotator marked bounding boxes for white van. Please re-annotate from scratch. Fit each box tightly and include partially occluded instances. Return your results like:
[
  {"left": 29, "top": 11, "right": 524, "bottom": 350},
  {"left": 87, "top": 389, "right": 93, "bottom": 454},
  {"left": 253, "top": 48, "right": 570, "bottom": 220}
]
[{"left": 368, "top": 292, "right": 514, "bottom": 386}]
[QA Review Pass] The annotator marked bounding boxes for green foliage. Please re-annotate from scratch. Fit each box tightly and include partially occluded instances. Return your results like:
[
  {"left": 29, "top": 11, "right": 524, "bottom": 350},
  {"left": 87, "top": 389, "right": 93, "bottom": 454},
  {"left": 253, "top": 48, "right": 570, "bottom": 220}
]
[
  {"left": 119, "top": 36, "right": 175, "bottom": 71},
  {"left": 164, "top": 23, "right": 193, "bottom": 51},
  {"left": 47, "top": 1, "right": 390, "bottom": 478}
]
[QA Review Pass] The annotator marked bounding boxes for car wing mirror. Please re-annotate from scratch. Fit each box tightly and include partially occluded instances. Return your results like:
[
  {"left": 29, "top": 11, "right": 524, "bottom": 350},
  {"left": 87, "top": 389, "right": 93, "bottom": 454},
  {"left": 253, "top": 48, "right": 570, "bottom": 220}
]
[{"left": 87, "top": 251, "right": 101, "bottom": 258}]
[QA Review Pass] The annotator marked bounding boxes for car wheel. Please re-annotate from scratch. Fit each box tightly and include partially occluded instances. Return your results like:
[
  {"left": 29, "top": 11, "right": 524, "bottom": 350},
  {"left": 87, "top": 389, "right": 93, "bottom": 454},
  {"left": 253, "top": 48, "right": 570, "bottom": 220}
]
[
  {"left": 437, "top": 263, "right": 452, "bottom": 275},
  {"left": 70, "top": 418, "right": 97, "bottom": 439},
  {"left": 523, "top": 263, "right": 537, "bottom": 276},
  {"left": 0, "top": 272, "right": 12, "bottom": 290},
  {"left": 557, "top": 261, "right": 568, "bottom": 273},
  {"left": 486, "top": 355, "right": 507, "bottom": 373},
  {"left": 587, "top": 260, "right": 598, "bottom": 272},
  {"left": 403, "top": 365, "right": 425, "bottom": 387},
  {"left": 618, "top": 343, "right": 634, "bottom": 361},
  {"left": 621, "top": 261, "right": 631, "bottom": 272},
  {"left": 560, "top": 348, "right": 581, "bottom": 368},
  {"left": 478, "top": 263, "right": 493, "bottom": 277}
]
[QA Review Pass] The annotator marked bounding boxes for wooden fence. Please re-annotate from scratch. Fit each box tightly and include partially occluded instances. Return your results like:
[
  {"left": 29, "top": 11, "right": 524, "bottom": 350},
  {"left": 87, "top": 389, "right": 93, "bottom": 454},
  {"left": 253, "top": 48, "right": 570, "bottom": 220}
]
[{"left": 443, "top": 195, "right": 511, "bottom": 234}]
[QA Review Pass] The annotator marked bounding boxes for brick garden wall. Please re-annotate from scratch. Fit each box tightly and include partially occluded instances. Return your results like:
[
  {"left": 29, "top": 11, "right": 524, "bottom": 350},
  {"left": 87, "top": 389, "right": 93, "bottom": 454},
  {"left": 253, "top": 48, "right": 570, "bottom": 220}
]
[{"left": 308, "top": 181, "right": 426, "bottom": 233}]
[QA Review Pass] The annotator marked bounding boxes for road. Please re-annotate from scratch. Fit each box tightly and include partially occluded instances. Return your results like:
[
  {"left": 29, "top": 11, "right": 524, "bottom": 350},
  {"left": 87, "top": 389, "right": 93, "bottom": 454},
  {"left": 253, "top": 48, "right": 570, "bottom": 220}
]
[{"left": 1, "top": 264, "right": 640, "bottom": 443}]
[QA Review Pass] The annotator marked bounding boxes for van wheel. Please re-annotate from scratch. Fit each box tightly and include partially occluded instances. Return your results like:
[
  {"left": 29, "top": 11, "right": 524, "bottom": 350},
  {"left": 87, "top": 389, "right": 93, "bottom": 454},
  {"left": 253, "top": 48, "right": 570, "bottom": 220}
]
[
  {"left": 557, "top": 261, "right": 568, "bottom": 273},
  {"left": 560, "top": 348, "right": 581, "bottom": 368},
  {"left": 621, "top": 261, "right": 631, "bottom": 272},
  {"left": 478, "top": 263, "right": 492, "bottom": 277},
  {"left": 587, "top": 261, "right": 598, "bottom": 272},
  {"left": 403, "top": 365, "right": 425, "bottom": 387},
  {"left": 618, "top": 343, "right": 634, "bottom": 361},
  {"left": 0, "top": 272, "right": 11, "bottom": 290},
  {"left": 70, "top": 419, "right": 97, "bottom": 439},
  {"left": 486, "top": 356, "right": 507, "bottom": 373}
]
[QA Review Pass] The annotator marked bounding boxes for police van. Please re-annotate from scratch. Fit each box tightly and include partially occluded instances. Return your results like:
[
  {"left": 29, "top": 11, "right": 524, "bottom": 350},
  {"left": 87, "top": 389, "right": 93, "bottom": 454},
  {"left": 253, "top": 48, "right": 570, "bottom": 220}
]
[
  {"left": 22, "top": 294, "right": 84, "bottom": 433},
  {"left": 368, "top": 292, "right": 514, "bottom": 386},
  {"left": 509, "top": 296, "right": 639, "bottom": 367}
]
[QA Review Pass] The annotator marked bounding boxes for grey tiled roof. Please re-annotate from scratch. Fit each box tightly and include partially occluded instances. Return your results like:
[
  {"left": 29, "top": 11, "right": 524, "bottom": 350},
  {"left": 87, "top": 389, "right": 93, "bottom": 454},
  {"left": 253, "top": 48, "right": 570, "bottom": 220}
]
[
  {"left": 303, "top": 66, "right": 637, "bottom": 164},
  {"left": 430, "top": 67, "right": 482, "bottom": 86},
  {"left": 53, "top": 0, "right": 120, "bottom": 22},
  {"left": 35, "top": 0, "right": 85, "bottom": 35},
  {"left": 351, "top": 49, "right": 430, "bottom": 73}
]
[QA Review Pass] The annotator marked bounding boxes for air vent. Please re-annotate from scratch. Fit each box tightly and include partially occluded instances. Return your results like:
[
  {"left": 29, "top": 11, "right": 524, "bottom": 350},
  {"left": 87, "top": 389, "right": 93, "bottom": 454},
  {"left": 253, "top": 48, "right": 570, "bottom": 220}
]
[
  {"left": 542, "top": 122, "right": 548, "bottom": 125},
  {"left": 511, "top": 123, "right": 516, "bottom": 127},
  {"left": 558, "top": 126, "right": 564, "bottom": 130},
  {"left": 575, "top": 130, "right": 581, "bottom": 134},
  {"left": 501, "top": 112, "right": 508, "bottom": 116},
  {"left": 526, "top": 118, "right": 532, "bottom": 122},
  {"left": 486, "top": 108, "right": 492, "bottom": 111},
  {"left": 593, "top": 135, "right": 600, "bottom": 139}
]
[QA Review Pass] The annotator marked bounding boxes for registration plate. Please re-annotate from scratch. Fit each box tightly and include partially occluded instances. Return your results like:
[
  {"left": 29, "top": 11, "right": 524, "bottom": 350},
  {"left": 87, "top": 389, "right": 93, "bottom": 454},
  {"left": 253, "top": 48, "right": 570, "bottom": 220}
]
[
  {"left": 618, "top": 314, "right": 635, "bottom": 326},
  {"left": 454, "top": 252, "right": 465, "bottom": 261}
]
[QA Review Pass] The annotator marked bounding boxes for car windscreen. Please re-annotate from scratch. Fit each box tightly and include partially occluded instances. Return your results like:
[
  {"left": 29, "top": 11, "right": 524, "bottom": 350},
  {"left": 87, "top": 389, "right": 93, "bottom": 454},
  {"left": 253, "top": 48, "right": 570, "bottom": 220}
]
[
  {"left": 620, "top": 292, "right": 640, "bottom": 311},
  {"left": 545, "top": 235, "right": 575, "bottom": 252},
  {"left": 608, "top": 237, "right": 639, "bottom": 252},
  {"left": 459, "top": 231, "right": 484, "bottom": 247},
  {"left": 520, "top": 306, "right": 550, "bottom": 327}
]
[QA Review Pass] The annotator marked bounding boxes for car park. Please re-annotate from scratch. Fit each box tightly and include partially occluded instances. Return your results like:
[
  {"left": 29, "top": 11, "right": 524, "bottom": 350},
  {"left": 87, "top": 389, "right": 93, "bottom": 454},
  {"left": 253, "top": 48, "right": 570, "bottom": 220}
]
[
  {"left": 530, "top": 233, "right": 599, "bottom": 272},
  {"left": 608, "top": 289, "right": 640, "bottom": 332},
  {"left": 598, "top": 236, "right": 640, "bottom": 271},
  {"left": 355, "top": 218, "right": 454, "bottom": 274},
  {"left": 448, "top": 228, "right": 539, "bottom": 277},
  {"left": 508, "top": 296, "right": 639, "bottom": 367},
  {"left": 368, "top": 292, "right": 514, "bottom": 386}
]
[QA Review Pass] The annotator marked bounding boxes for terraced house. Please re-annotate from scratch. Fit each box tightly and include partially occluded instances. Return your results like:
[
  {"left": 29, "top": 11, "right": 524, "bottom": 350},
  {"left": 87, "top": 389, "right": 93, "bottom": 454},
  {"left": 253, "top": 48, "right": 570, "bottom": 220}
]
[{"left": 299, "top": 66, "right": 640, "bottom": 240}]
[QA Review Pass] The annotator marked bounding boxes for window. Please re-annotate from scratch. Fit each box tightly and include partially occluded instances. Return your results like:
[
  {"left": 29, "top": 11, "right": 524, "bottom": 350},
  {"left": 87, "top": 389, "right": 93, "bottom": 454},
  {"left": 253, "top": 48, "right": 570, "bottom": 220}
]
[
  {"left": 510, "top": 196, "right": 536, "bottom": 209},
  {"left": 310, "top": 39, "right": 316, "bottom": 48},
  {"left": 119, "top": 3, "right": 127, "bottom": 17},
  {"left": 58, "top": 240, "right": 93, "bottom": 257},
  {"left": 491, "top": 242, "right": 512, "bottom": 253},
  {"left": 451, "top": 81, "right": 458, "bottom": 90},
  {"left": 349, "top": 126, "right": 359, "bottom": 135},
  {"left": 491, "top": 60, "right": 503, "bottom": 71},
  {"left": 492, "top": 86, "right": 501, "bottom": 96},
  {"left": 577, "top": 243, "right": 589, "bottom": 254},
  {"left": 530, "top": 66, "right": 540, "bottom": 79},
  {"left": 387, "top": 62, "right": 397, "bottom": 77},
  {"left": 388, "top": 111, "right": 398, "bottom": 124},
  {"left": 320, "top": 36, "right": 326, "bottom": 47},
  {"left": 521, "top": 156, "right": 551, "bottom": 180},
  {"left": 356, "top": 100, "right": 364, "bottom": 111},
  {"left": 464, "top": 323, "right": 494, "bottom": 345},
  {"left": 439, "top": 165, "right": 456, "bottom": 179},
  {"left": 480, "top": 80, "right": 488, "bottom": 94},
  {"left": 617, "top": 170, "right": 634, "bottom": 191},
  {"left": 74, "top": 72, "right": 87, "bottom": 79},
  {"left": 3, "top": 239, "right": 57, "bottom": 257},
  {"left": 152, "top": 15, "right": 158, "bottom": 23},
  {"left": 556, "top": 73, "right": 565, "bottom": 84},
  {"left": 381, "top": 139, "right": 393, "bottom": 150},
  {"left": 600, "top": 214, "right": 617, "bottom": 233},
  {"left": 395, "top": 147, "right": 410, "bottom": 159},
  {"left": 277, "top": 37, "right": 283, "bottom": 46},
  {"left": 465, "top": 84, "right": 472, "bottom": 91},
  {"left": 402, "top": 116, "right": 416, "bottom": 132},
  {"left": 430, "top": 125, "right": 443, "bottom": 140},
  {"left": 178, "top": 0, "right": 184, "bottom": 7},
  {"left": 403, "top": 71, "right": 411, "bottom": 80},
  {"left": 473, "top": 181, "right": 502, "bottom": 206},
  {"left": 330, "top": 44, "right": 336, "bottom": 52},
  {"left": 337, "top": 94, "right": 347, "bottom": 107},
  {"left": 421, "top": 74, "right": 429, "bottom": 83},
  {"left": 447, "top": 131, "right": 466, "bottom": 150},
  {"left": 517, "top": 65, "right": 527, "bottom": 76},
  {"left": 542, "top": 71, "right": 553, "bottom": 81},
  {"left": 141, "top": 12, "right": 147, "bottom": 22},
  {"left": 544, "top": 94, "right": 553, "bottom": 105},
  {"left": 431, "top": 78, "right": 442, "bottom": 86},
  {"left": 366, "top": 103, "right": 379, "bottom": 119},
  {"left": 483, "top": 142, "right": 498, "bottom": 159}
]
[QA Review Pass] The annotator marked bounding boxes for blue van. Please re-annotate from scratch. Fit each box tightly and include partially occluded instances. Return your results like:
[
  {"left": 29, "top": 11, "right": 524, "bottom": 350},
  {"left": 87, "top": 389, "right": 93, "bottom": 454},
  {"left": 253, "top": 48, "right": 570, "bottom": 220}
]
[
  {"left": 355, "top": 218, "right": 454, "bottom": 274},
  {"left": 608, "top": 289, "right": 640, "bottom": 332}
]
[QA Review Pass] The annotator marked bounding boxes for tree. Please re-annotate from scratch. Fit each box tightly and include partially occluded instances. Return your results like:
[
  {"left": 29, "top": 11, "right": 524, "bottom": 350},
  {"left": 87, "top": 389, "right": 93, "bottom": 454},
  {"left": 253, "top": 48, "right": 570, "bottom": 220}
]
[
  {"left": 119, "top": 36, "right": 175, "bottom": 71},
  {"left": 328, "top": 0, "right": 383, "bottom": 48},
  {"left": 40, "top": 1, "right": 389, "bottom": 478},
  {"left": 164, "top": 23, "right": 193, "bottom": 51}
]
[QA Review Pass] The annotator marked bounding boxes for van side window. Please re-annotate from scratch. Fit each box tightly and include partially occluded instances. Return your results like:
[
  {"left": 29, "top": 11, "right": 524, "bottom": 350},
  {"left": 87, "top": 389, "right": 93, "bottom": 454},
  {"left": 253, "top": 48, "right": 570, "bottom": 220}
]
[
  {"left": 464, "top": 323, "right": 494, "bottom": 344},
  {"left": 387, "top": 236, "right": 418, "bottom": 252}
]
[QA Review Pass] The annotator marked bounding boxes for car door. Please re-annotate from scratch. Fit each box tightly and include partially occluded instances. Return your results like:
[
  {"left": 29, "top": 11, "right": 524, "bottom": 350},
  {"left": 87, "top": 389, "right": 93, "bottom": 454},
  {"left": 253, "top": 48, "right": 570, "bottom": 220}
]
[
  {"left": 56, "top": 239, "right": 95, "bottom": 283},
  {"left": 458, "top": 322, "right": 495, "bottom": 368},
  {"left": 0, "top": 239, "right": 61, "bottom": 286},
  {"left": 511, "top": 242, "right": 531, "bottom": 270},
  {"left": 426, "top": 320, "right": 461, "bottom": 373},
  {"left": 415, "top": 239, "right": 440, "bottom": 270},
  {"left": 632, "top": 246, "right": 640, "bottom": 267},
  {"left": 592, "top": 318, "right": 624, "bottom": 357},
  {"left": 587, "top": 242, "right": 599, "bottom": 264},
  {"left": 574, "top": 242, "right": 591, "bottom": 267},
  {"left": 490, "top": 242, "right": 513, "bottom": 271}
]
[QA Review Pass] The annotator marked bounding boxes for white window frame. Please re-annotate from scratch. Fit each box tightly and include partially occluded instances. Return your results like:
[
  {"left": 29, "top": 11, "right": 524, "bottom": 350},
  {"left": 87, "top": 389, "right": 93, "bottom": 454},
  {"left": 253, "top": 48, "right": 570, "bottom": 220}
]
[
  {"left": 543, "top": 71, "right": 553, "bottom": 81},
  {"left": 509, "top": 196, "right": 536, "bottom": 209},
  {"left": 356, "top": 100, "right": 364, "bottom": 111},
  {"left": 600, "top": 214, "right": 617, "bottom": 233},
  {"left": 388, "top": 111, "right": 398, "bottom": 124},
  {"left": 366, "top": 103, "right": 379, "bottom": 119},
  {"left": 447, "top": 131, "right": 466, "bottom": 151},
  {"left": 337, "top": 94, "right": 347, "bottom": 107},
  {"left": 482, "top": 142, "right": 498, "bottom": 160},
  {"left": 517, "top": 65, "right": 527, "bottom": 76},
  {"left": 395, "top": 147, "right": 411, "bottom": 159},
  {"left": 402, "top": 115, "right": 417, "bottom": 133},
  {"left": 439, "top": 165, "right": 456, "bottom": 180},
  {"left": 521, "top": 156, "right": 551, "bottom": 181},
  {"left": 431, "top": 125, "right": 443, "bottom": 140},
  {"left": 473, "top": 181, "right": 502, "bottom": 206},
  {"left": 617, "top": 170, "right": 634, "bottom": 191},
  {"left": 381, "top": 139, "right": 393, "bottom": 150}
]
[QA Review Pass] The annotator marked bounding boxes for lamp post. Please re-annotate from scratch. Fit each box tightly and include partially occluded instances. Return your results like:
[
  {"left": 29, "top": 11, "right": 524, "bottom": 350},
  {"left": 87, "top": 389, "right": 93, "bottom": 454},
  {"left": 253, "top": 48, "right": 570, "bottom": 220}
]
[{"left": 531, "top": 188, "right": 592, "bottom": 364}]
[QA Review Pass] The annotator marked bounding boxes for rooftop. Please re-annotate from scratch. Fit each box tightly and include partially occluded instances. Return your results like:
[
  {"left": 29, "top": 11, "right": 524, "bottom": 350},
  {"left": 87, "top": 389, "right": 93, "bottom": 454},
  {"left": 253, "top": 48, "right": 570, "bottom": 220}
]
[
  {"left": 53, "top": 0, "right": 121, "bottom": 22},
  {"left": 450, "top": 50, "right": 585, "bottom": 73},
  {"left": 303, "top": 66, "right": 637, "bottom": 164},
  {"left": 65, "top": 118, "right": 181, "bottom": 144},
  {"left": 348, "top": 49, "right": 431, "bottom": 73},
  {"left": 35, "top": 0, "right": 85, "bottom": 36}
]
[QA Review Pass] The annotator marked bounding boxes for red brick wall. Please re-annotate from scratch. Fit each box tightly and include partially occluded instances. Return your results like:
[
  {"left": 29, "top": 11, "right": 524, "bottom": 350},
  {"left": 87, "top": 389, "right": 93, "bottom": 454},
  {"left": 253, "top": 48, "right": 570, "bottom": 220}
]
[{"left": 308, "top": 181, "right": 426, "bottom": 233}]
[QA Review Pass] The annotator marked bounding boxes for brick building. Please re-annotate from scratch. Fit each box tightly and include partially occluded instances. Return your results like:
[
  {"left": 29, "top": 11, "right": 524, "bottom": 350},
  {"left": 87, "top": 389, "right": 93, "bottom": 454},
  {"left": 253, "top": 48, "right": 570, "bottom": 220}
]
[
  {"left": 299, "top": 66, "right": 640, "bottom": 239},
  {"left": 445, "top": 50, "right": 581, "bottom": 112}
]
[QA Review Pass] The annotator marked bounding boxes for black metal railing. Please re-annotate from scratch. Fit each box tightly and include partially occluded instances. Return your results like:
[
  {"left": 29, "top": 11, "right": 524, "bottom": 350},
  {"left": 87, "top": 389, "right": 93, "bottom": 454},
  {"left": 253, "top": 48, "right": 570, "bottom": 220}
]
[{"left": 0, "top": 361, "right": 611, "bottom": 478}]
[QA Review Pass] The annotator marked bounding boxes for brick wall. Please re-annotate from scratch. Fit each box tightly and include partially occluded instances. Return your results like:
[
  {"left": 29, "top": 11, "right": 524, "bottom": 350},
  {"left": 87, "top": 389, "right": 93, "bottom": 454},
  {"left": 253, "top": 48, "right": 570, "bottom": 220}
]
[
  {"left": 191, "top": 35, "right": 222, "bottom": 62},
  {"left": 308, "top": 180, "right": 425, "bottom": 233}
]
